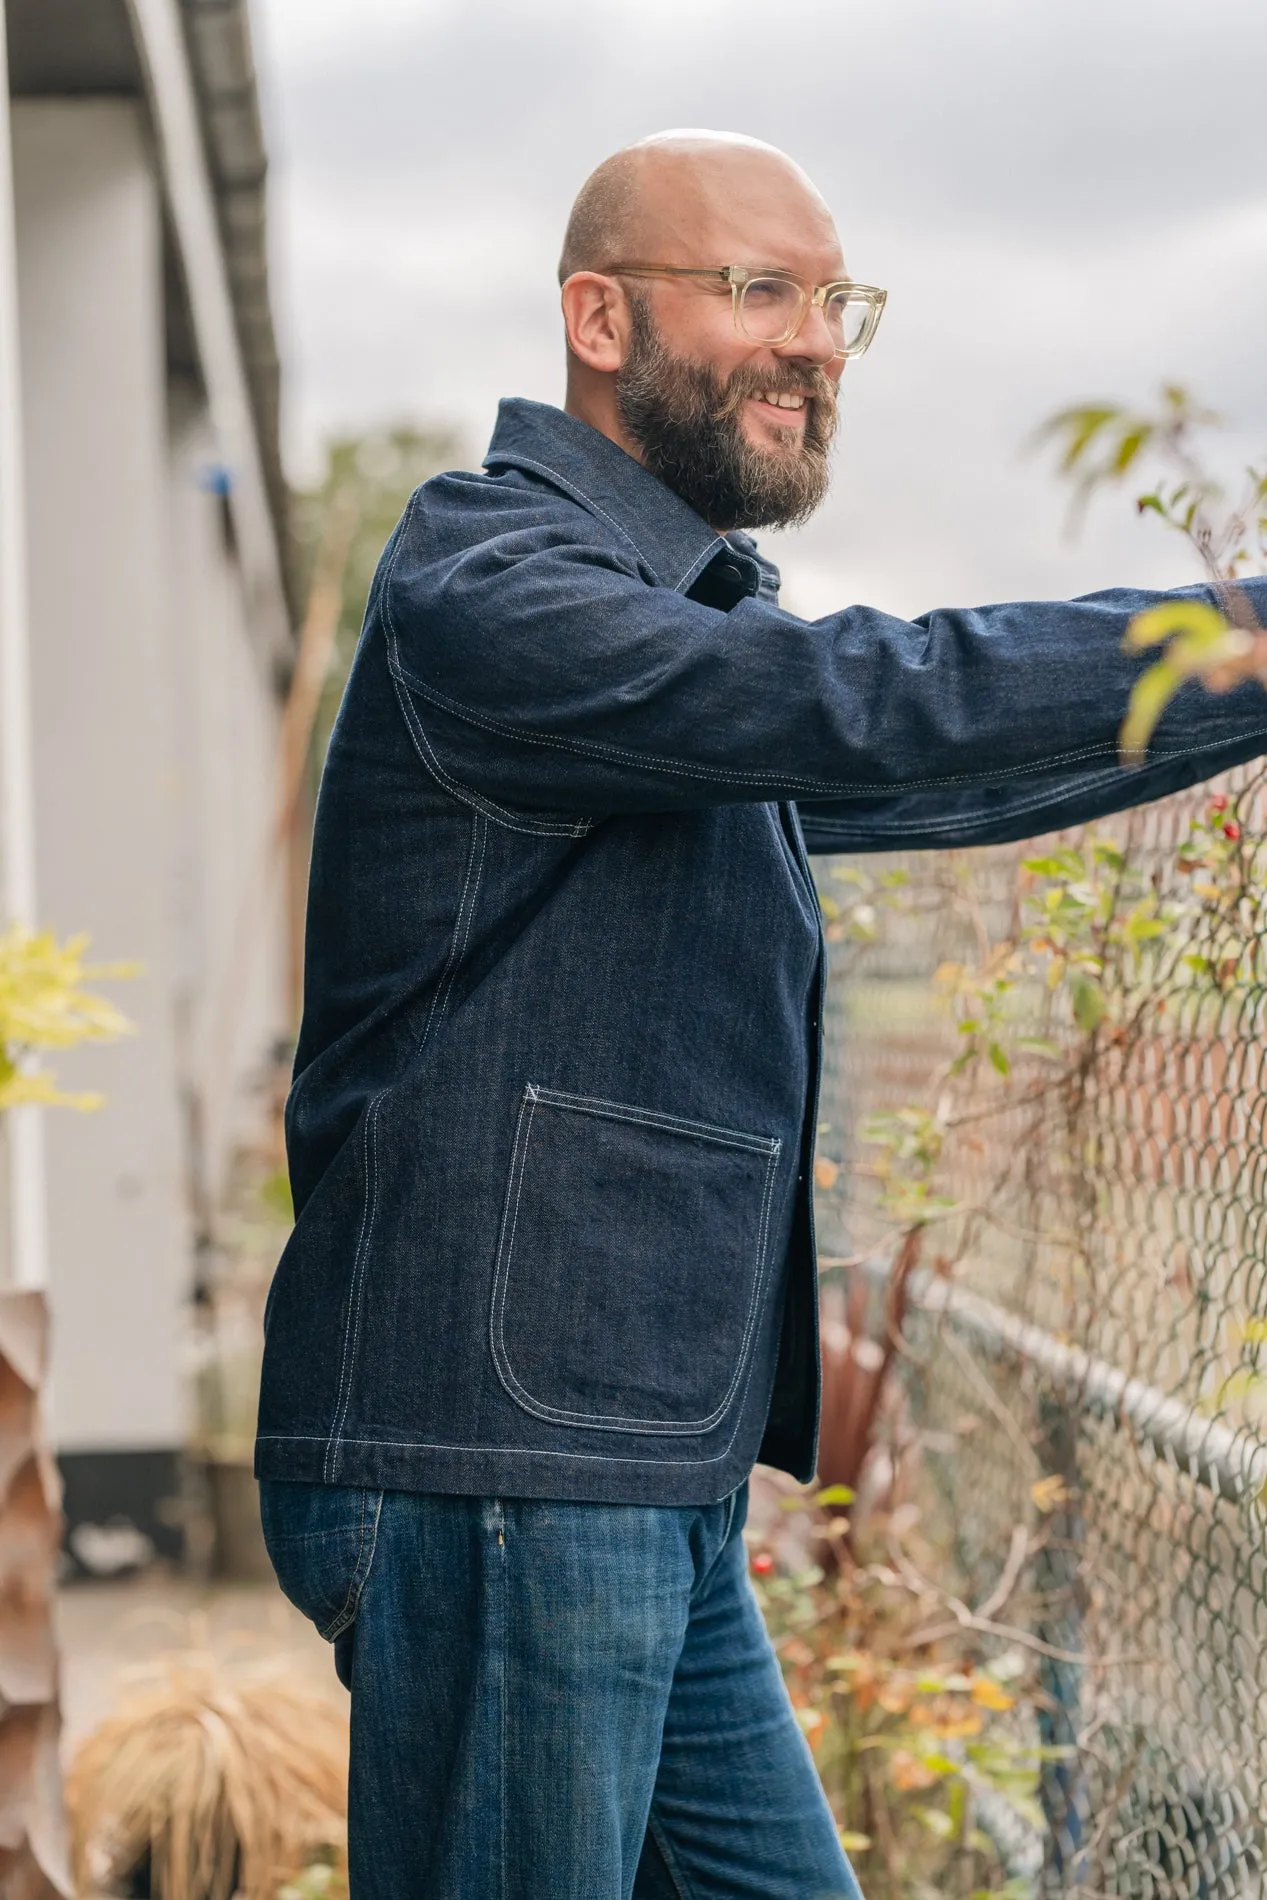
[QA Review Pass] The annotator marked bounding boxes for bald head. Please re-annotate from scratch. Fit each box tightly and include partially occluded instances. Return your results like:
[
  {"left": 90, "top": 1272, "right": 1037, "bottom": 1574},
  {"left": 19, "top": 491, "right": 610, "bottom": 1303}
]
[{"left": 557, "top": 131, "right": 839, "bottom": 285}]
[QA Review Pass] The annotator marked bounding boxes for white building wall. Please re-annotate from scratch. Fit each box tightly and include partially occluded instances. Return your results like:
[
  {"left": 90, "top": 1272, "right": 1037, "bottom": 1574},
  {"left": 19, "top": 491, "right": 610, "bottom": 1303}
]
[
  {"left": 13, "top": 97, "right": 190, "bottom": 1453},
  {"left": 166, "top": 389, "right": 285, "bottom": 1206}
]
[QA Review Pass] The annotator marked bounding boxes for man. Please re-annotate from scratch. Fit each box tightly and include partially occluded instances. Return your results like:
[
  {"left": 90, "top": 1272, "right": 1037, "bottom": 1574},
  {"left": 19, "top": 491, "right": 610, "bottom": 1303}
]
[{"left": 257, "top": 132, "right": 1267, "bottom": 1898}]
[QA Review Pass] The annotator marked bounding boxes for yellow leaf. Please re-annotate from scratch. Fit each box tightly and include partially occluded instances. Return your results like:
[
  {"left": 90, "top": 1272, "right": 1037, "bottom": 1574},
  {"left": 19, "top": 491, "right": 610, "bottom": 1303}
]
[
  {"left": 1030, "top": 1475, "right": 1072, "bottom": 1515},
  {"left": 814, "top": 1157, "right": 840, "bottom": 1191},
  {"left": 969, "top": 1677, "right": 1016, "bottom": 1712},
  {"left": 815, "top": 1482, "right": 855, "bottom": 1507},
  {"left": 0, "top": 925, "right": 136, "bottom": 1116},
  {"left": 839, "top": 1831, "right": 872, "bottom": 1854},
  {"left": 0, "top": 1074, "right": 104, "bottom": 1112}
]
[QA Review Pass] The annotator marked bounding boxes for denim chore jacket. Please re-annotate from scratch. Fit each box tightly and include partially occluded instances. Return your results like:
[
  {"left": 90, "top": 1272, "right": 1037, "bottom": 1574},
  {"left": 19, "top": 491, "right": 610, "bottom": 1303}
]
[{"left": 256, "top": 397, "right": 1267, "bottom": 1504}]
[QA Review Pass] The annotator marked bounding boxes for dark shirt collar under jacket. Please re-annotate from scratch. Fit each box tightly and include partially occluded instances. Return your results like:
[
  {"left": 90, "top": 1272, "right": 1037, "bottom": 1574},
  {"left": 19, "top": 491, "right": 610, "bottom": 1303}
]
[{"left": 484, "top": 397, "right": 774, "bottom": 606}]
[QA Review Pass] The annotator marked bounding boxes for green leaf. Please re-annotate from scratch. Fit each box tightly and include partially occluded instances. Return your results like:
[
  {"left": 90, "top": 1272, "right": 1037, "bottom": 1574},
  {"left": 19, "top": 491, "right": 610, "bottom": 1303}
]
[
  {"left": 1120, "top": 657, "right": 1184, "bottom": 762},
  {"left": 913, "top": 1805, "right": 956, "bottom": 1841},
  {"left": 1036, "top": 403, "right": 1121, "bottom": 470},
  {"left": 1016, "top": 1036, "right": 1061, "bottom": 1060},
  {"left": 1023, "top": 849, "right": 1085, "bottom": 878},
  {"left": 1071, "top": 975, "right": 1105, "bottom": 1032},
  {"left": 1112, "top": 424, "right": 1152, "bottom": 473},
  {"left": 987, "top": 1041, "right": 1011, "bottom": 1076},
  {"left": 1123, "top": 907, "right": 1165, "bottom": 942}
]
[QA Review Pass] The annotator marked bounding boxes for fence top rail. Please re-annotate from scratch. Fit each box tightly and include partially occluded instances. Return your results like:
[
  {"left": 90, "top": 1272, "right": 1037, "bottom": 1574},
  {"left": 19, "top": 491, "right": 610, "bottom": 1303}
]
[{"left": 854, "top": 1253, "right": 1267, "bottom": 1508}]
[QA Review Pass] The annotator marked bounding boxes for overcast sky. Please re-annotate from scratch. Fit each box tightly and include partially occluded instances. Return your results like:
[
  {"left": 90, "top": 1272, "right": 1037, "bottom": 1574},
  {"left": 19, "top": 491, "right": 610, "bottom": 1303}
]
[{"left": 252, "top": 0, "right": 1267, "bottom": 617}]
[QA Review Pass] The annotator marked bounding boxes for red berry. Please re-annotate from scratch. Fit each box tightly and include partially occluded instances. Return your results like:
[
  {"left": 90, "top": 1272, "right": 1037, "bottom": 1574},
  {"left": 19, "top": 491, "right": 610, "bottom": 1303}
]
[
  {"left": 1224, "top": 820, "right": 1241, "bottom": 841},
  {"left": 751, "top": 1551, "right": 774, "bottom": 1575},
  {"left": 1209, "top": 794, "right": 1229, "bottom": 814}
]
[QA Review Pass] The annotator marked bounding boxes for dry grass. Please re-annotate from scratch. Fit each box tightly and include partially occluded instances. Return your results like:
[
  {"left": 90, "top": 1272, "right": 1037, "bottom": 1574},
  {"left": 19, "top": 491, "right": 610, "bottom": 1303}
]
[{"left": 65, "top": 1653, "right": 348, "bottom": 1900}]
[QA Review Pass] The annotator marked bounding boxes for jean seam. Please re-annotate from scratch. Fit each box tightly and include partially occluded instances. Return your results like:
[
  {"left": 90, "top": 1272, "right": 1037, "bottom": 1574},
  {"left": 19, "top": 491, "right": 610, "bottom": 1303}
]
[
  {"left": 495, "top": 1501, "right": 508, "bottom": 1900},
  {"left": 647, "top": 1809, "right": 697, "bottom": 1900},
  {"left": 320, "top": 1487, "right": 384, "bottom": 1641}
]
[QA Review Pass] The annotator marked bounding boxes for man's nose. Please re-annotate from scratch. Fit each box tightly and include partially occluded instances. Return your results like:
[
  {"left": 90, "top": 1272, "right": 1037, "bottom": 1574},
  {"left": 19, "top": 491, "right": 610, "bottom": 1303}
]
[{"left": 775, "top": 300, "right": 838, "bottom": 369}]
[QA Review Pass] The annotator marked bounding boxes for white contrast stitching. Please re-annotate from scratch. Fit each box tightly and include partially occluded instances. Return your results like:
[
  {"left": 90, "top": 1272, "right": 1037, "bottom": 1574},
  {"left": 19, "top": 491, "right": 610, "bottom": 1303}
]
[
  {"left": 259, "top": 1415, "right": 765, "bottom": 1466},
  {"left": 488, "top": 1085, "right": 783, "bottom": 1434},
  {"left": 416, "top": 811, "right": 485, "bottom": 1061},
  {"left": 485, "top": 453, "right": 653, "bottom": 569},
  {"left": 393, "top": 671, "right": 593, "bottom": 837},
  {"left": 800, "top": 764, "right": 1151, "bottom": 840},
  {"left": 325, "top": 814, "right": 488, "bottom": 1478},
  {"left": 390, "top": 662, "right": 1267, "bottom": 797},
  {"left": 324, "top": 1095, "right": 385, "bottom": 1481},
  {"left": 485, "top": 451, "right": 729, "bottom": 595},
  {"left": 527, "top": 1086, "right": 779, "bottom": 1152},
  {"left": 380, "top": 501, "right": 594, "bottom": 838}
]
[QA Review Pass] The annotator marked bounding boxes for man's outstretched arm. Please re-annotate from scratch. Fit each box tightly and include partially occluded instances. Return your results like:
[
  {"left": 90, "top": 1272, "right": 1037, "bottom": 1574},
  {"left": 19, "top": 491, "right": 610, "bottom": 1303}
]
[
  {"left": 385, "top": 475, "right": 1267, "bottom": 817},
  {"left": 796, "top": 746, "right": 1256, "bottom": 855}
]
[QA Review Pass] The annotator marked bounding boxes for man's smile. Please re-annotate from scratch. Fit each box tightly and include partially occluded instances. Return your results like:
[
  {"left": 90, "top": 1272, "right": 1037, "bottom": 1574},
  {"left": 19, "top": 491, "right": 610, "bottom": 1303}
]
[{"left": 746, "top": 390, "right": 811, "bottom": 435}]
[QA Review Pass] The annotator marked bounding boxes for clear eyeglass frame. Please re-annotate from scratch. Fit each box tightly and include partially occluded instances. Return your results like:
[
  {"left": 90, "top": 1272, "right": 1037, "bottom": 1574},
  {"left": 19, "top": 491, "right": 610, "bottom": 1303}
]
[{"left": 606, "top": 263, "right": 888, "bottom": 360}]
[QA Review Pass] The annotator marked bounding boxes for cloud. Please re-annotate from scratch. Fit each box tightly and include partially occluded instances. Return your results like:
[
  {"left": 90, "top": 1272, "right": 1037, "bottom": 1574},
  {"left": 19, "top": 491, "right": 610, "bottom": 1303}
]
[{"left": 254, "top": 0, "right": 1267, "bottom": 612}]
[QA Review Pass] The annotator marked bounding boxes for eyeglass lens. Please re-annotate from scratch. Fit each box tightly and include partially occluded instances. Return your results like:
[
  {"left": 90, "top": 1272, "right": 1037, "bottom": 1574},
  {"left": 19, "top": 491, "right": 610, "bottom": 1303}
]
[{"left": 737, "top": 277, "right": 878, "bottom": 356}]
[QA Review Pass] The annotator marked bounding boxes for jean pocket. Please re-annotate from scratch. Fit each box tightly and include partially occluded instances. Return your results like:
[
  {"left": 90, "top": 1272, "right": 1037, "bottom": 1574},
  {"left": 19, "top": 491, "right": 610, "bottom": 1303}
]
[
  {"left": 258, "top": 1480, "right": 383, "bottom": 1640},
  {"left": 490, "top": 1085, "right": 781, "bottom": 1435}
]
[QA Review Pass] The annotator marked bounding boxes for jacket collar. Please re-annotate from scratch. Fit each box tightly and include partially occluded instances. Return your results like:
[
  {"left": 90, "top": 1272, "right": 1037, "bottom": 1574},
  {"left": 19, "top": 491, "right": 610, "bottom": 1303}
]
[{"left": 483, "top": 398, "right": 768, "bottom": 598}]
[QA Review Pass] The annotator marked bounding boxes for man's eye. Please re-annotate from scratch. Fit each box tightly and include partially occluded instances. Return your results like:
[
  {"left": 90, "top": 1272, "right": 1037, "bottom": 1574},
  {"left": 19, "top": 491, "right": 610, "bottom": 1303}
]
[{"left": 746, "top": 278, "right": 799, "bottom": 309}]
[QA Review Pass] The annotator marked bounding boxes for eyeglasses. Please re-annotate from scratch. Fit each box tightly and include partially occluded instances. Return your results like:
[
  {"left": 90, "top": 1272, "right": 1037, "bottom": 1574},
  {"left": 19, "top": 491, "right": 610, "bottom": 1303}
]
[{"left": 606, "top": 264, "right": 887, "bottom": 360}]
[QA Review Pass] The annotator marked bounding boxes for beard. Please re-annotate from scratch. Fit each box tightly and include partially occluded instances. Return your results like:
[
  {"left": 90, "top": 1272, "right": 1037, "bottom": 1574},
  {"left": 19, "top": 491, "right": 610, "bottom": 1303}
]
[{"left": 614, "top": 296, "right": 838, "bottom": 532}]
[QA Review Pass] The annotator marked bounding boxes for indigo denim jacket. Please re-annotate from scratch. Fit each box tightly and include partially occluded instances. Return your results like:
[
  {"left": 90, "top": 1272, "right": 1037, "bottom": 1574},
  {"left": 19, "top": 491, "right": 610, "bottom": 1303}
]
[{"left": 256, "top": 398, "right": 1267, "bottom": 1504}]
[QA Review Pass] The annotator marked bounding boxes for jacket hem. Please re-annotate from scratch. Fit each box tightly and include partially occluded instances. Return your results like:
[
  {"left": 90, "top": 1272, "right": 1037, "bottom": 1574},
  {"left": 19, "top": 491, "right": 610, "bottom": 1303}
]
[{"left": 254, "top": 1431, "right": 806, "bottom": 1504}]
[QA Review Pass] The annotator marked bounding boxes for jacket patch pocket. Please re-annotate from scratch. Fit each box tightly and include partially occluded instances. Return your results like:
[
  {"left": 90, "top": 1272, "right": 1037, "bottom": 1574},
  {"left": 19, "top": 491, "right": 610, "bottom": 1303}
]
[{"left": 490, "top": 1085, "right": 781, "bottom": 1435}]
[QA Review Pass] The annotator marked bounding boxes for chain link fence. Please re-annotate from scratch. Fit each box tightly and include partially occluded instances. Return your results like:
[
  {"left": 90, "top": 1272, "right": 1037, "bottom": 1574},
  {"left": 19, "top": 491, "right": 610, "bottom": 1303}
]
[{"left": 815, "top": 765, "right": 1267, "bottom": 1897}]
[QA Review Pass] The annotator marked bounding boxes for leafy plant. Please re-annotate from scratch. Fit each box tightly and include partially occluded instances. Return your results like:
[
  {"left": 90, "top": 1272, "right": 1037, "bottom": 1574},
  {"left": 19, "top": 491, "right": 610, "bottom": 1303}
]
[
  {"left": 0, "top": 925, "right": 135, "bottom": 1109},
  {"left": 1039, "top": 386, "right": 1266, "bottom": 757},
  {"left": 751, "top": 1497, "right": 1051, "bottom": 1900}
]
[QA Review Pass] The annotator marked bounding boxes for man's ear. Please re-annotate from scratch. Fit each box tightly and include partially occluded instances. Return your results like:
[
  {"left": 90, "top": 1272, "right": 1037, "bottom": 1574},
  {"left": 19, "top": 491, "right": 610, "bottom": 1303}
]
[{"left": 560, "top": 272, "right": 631, "bottom": 374}]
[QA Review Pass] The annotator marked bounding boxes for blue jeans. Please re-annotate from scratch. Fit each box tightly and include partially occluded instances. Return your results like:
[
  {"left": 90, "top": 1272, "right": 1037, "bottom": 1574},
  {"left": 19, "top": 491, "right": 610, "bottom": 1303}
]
[{"left": 259, "top": 1479, "right": 861, "bottom": 1900}]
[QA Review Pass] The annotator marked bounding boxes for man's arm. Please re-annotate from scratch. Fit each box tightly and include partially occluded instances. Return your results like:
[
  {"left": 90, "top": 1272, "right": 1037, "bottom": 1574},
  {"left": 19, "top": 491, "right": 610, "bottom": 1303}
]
[
  {"left": 796, "top": 750, "right": 1249, "bottom": 855},
  {"left": 384, "top": 473, "right": 1267, "bottom": 816}
]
